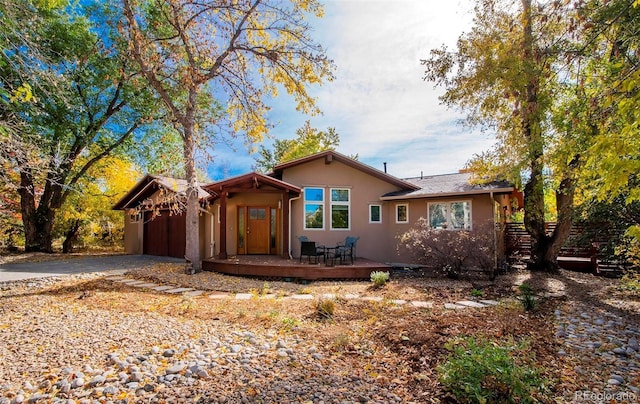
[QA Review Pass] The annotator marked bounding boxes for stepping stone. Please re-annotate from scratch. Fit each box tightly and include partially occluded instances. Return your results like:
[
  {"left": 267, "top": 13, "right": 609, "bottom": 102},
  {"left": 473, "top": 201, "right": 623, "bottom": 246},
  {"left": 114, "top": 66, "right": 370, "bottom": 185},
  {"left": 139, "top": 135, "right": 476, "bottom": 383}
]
[
  {"left": 121, "top": 280, "right": 147, "bottom": 285},
  {"left": 132, "top": 283, "right": 159, "bottom": 288},
  {"left": 444, "top": 303, "right": 467, "bottom": 310},
  {"left": 480, "top": 299, "right": 500, "bottom": 306},
  {"left": 208, "top": 293, "right": 230, "bottom": 299},
  {"left": 105, "top": 276, "right": 126, "bottom": 280},
  {"left": 184, "top": 290, "right": 204, "bottom": 297},
  {"left": 321, "top": 293, "right": 336, "bottom": 299},
  {"left": 165, "top": 287, "right": 194, "bottom": 294},
  {"left": 361, "top": 296, "right": 383, "bottom": 302},
  {"left": 344, "top": 294, "right": 360, "bottom": 300},
  {"left": 291, "top": 294, "right": 314, "bottom": 300},
  {"left": 411, "top": 301, "right": 433, "bottom": 308},
  {"left": 235, "top": 293, "right": 253, "bottom": 300},
  {"left": 390, "top": 299, "right": 407, "bottom": 305},
  {"left": 457, "top": 300, "right": 488, "bottom": 308},
  {"left": 153, "top": 286, "right": 176, "bottom": 291},
  {"left": 114, "top": 279, "right": 137, "bottom": 283},
  {"left": 260, "top": 294, "right": 277, "bottom": 299}
]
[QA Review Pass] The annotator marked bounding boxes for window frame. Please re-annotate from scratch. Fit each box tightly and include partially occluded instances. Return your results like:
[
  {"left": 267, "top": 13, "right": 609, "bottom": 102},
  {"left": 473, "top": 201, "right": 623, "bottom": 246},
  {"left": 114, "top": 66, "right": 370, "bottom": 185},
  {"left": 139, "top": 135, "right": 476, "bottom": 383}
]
[
  {"left": 330, "top": 188, "right": 351, "bottom": 230},
  {"left": 369, "top": 204, "right": 382, "bottom": 224},
  {"left": 395, "top": 203, "right": 409, "bottom": 224},
  {"left": 427, "top": 200, "right": 472, "bottom": 230},
  {"left": 303, "top": 187, "right": 325, "bottom": 230}
]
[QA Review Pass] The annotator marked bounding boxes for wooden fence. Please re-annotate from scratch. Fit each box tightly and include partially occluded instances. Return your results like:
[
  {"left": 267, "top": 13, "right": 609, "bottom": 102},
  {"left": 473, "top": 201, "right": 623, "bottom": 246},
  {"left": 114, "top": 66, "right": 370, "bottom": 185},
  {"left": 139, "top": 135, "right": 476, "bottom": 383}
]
[{"left": 504, "top": 222, "right": 629, "bottom": 277}]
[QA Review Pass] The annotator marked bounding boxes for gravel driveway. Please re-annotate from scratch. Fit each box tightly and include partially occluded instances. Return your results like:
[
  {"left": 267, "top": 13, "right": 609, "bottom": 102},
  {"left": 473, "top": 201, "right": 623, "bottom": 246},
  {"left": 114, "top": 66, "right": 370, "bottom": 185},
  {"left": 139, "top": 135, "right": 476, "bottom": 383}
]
[{"left": 0, "top": 255, "right": 184, "bottom": 282}]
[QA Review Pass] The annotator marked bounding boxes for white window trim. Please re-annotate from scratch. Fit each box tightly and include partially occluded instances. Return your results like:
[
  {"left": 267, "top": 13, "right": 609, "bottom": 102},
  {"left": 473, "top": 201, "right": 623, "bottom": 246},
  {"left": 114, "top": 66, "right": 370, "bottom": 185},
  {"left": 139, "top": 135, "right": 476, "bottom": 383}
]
[
  {"left": 129, "top": 211, "right": 142, "bottom": 223},
  {"left": 369, "top": 204, "right": 382, "bottom": 224},
  {"left": 330, "top": 188, "right": 351, "bottom": 231},
  {"left": 427, "top": 200, "right": 473, "bottom": 230},
  {"left": 396, "top": 203, "right": 409, "bottom": 224},
  {"left": 303, "top": 187, "right": 325, "bottom": 230}
]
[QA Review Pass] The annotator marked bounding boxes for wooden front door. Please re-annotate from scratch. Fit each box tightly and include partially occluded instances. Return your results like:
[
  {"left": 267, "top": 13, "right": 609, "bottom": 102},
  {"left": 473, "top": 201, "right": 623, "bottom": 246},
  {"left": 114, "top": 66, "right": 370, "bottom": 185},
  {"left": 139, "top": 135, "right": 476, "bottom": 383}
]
[{"left": 247, "top": 207, "right": 270, "bottom": 254}]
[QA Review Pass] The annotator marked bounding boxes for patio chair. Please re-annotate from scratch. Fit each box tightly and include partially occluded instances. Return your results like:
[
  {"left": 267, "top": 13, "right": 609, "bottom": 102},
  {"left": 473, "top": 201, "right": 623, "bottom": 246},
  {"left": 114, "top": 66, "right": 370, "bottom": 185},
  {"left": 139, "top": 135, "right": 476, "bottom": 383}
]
[
  {"left": 299, "top": 239, "right": 325, "bottom": 264},
  {"left": 337, "top": 236, "right": 359, "bottom": 265}
]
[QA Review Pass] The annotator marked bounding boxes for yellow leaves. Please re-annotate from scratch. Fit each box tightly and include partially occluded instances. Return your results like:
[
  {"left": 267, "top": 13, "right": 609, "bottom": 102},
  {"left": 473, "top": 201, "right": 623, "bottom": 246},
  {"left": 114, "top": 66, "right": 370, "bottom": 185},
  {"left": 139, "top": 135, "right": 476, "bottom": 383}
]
[{"left": 10, "top": 83, "right": 35, "bottom": 103}]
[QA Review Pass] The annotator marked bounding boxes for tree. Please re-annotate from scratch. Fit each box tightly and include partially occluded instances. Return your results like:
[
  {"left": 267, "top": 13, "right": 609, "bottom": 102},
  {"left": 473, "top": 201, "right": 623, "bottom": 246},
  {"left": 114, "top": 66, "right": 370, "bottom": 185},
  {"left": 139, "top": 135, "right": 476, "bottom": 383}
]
[
  {"left": 121, "top": 0, "right": 335, "bottom": 272},
  {"left": 1, "top": 0, "right": 163, "bottom": 252},
  {"left": 55, "top": 157, "right": 141, "bottom": 253},
  {"left": 254, "top": 120, "right": 339, "bottom": 172},
  {"left": 422, "top": 0, "right": 591, "bottom": 271},
  {"left": 574, "top": 0, "right": 640, "bottom": 251}
]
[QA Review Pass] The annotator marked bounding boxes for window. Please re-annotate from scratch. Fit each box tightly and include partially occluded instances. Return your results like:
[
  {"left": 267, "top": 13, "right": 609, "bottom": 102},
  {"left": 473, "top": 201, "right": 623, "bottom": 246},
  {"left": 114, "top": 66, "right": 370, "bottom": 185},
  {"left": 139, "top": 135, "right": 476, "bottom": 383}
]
[
  {"left": 369, "top": 204, "right": 382, "bottom": 223},
  {"left": 304, "top": 187, "right": 324, "bottom": 229},
  {"left": 330, "top": 188, "right": 350, "bottom": 230},
  {"left": 129, "top": 211, "right": 142, "bottom": 223},
  {"left": 396, "top": 204, "right": 408, "bottom": 223},
  {"left": 428, "top": 201, "right": 472, "bottom": 230}
]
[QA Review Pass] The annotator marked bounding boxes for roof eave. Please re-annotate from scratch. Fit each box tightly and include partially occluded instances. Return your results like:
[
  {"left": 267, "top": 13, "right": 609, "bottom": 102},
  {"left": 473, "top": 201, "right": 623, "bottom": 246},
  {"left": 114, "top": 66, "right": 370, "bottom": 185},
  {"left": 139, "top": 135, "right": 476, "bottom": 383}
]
[{"left": 380, "top": 187, "right": 515, "bottom": 201}]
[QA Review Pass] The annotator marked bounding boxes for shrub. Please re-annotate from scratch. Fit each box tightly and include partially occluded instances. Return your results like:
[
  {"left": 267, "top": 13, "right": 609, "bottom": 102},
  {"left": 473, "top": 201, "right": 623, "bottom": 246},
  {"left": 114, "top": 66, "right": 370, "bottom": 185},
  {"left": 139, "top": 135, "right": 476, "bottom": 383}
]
[
  {"left": 438, "top": 336, "right": 548, "bottom": 403},
  {"left": 518, "top": 283, "right": 537, "bottom": 311},
  {"left": 315, "top": 298, "right": 335, "bottom": 319},
  {"left": 370, "top": 271, "right": 390, "bottom": 287},
  {"left": 398, "top": 218, "right": 496, "bottom": 279}
]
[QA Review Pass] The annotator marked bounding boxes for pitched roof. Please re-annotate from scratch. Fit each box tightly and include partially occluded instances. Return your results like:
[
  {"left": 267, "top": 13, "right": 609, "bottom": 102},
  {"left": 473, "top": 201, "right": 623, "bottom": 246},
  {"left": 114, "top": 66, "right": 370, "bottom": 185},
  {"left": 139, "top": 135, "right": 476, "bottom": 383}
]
[
  {"left": 381, "top": 172, "right": 514, "bottom": 200},
  {"left": 271, "top": 150, "right": 420, "bottom": 191},
  {"left": 112, "top": 175, "right": 211, "bottom": 210},
  {"left": 203, "top": 172, "right": 301, "bottom": 198}
]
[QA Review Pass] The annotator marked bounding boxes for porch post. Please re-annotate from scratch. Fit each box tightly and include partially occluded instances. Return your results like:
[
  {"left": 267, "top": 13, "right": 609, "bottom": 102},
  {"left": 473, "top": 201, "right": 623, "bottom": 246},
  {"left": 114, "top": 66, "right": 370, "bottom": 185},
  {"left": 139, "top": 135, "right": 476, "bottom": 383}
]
[
  {"left": 218, "top": 192, "right": 228, "bottom": 259},
  {"left": 282, "top": 192, "right": 290, "bottom": 258}
]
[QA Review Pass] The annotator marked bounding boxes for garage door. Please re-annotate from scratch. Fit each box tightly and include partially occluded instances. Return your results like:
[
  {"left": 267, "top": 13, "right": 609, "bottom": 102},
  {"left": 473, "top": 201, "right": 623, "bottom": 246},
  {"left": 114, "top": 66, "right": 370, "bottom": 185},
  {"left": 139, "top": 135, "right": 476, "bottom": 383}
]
[{"left": 143, "top": 211, "right": 186, "bottom": 258}]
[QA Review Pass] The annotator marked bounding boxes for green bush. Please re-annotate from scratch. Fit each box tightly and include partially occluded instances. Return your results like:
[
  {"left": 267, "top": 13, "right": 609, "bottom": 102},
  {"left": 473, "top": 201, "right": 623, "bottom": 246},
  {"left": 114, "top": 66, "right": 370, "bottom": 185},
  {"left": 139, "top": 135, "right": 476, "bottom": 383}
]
[
  {"left": 370, "top": 271, "right": 390, "bottom": 287},
  {"left": 518, "top": 283, "right": 537, "bottom": 311},
  {"left": 438, "top": 337, "right": 548, "bottom": 403}
]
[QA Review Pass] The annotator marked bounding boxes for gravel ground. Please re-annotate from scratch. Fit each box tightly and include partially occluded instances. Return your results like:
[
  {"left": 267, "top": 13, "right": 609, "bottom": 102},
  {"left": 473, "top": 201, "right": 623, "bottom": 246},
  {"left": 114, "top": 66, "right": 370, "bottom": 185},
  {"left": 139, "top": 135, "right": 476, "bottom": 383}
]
[
  {"left": 0, "top": 272, "right": 413, "bottom": 404},
  {"left": 1, "top": 258, "right": 639, "bottom": 403}
]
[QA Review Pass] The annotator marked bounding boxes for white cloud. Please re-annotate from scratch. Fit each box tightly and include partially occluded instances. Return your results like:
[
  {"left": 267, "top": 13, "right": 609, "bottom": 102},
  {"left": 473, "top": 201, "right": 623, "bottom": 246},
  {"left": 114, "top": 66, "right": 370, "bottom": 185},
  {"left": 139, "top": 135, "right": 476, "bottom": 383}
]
[{"left": 208, "top": 0, "right": 492, "bottom": 180}]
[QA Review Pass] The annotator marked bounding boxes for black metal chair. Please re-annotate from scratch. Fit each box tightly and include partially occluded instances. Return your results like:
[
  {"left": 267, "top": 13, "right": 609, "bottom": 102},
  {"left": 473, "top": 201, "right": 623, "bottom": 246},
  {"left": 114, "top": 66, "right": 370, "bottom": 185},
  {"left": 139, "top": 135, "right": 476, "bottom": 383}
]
[
  {"left": 337, "top": 236, "right": 360, "bottom": 265},
  {"left": 299, "top": 240, "right": 325, "bottom": 264}
]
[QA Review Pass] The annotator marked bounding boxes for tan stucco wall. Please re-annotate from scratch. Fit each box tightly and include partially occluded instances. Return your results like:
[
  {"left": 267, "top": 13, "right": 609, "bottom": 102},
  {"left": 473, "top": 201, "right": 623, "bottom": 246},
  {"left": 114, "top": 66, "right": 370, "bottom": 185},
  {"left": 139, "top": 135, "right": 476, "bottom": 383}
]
[
  {"left": 122, "top": 213, "right": 143, "bottom": 254},
  {"left": 282, "top": 158, "right": 408, "bottom": 263}
]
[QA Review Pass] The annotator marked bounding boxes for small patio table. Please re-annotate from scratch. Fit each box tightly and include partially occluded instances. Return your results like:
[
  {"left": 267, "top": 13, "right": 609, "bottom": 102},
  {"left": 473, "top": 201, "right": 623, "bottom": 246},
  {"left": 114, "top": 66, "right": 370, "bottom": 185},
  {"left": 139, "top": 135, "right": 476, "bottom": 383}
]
[{"left": 324, "top": 246, "right": 340, "bottom": 266}]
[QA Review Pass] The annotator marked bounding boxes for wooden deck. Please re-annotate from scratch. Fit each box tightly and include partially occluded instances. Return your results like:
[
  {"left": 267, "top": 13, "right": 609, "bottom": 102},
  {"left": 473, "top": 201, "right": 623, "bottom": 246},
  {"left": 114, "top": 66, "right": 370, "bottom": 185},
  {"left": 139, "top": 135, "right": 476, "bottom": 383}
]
[{"left": 202, "top": 255, "right": 390, "bottom": 280}]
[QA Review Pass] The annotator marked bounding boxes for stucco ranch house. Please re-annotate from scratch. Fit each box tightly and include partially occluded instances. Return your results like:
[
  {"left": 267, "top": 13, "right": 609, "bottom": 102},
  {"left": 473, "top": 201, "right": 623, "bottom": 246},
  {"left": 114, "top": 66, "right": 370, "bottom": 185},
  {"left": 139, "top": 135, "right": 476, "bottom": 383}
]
[{"left": 114, "top": 151, "right": 517, "bottom": 275}]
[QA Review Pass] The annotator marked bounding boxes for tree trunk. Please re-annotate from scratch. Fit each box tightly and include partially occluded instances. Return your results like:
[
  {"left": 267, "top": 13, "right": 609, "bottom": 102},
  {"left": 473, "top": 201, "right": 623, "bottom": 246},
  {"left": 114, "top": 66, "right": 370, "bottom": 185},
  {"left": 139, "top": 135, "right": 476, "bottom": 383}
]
[
  {"left": 18, "top": 167, "right": 65, "bottom": 253},
  {"left": 19, "top": 170, "right": 39, "bottom": 252},
  {"left": 520, "top": 0, "right": 558, "bottom": 271},
  {"left": 182, "top": 102, "right": 201, "bottom": 273},
  {"left": 62, "top": 219, "right": 82, "bottom": 253}
]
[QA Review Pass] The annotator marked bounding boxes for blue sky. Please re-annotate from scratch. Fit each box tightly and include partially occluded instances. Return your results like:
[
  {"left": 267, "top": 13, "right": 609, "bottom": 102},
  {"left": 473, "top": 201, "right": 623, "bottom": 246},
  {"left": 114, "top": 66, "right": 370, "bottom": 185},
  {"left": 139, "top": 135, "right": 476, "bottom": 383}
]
[{"left": 206, "top": 0, "right": 495, "bottom": 181}]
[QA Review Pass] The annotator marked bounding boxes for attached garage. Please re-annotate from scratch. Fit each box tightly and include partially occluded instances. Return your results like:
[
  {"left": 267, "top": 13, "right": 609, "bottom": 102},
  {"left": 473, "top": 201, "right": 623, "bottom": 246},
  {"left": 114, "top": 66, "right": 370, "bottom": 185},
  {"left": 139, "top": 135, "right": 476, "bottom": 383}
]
[{"left": 143, "top": 211, "right": 186, "bottom": 258}]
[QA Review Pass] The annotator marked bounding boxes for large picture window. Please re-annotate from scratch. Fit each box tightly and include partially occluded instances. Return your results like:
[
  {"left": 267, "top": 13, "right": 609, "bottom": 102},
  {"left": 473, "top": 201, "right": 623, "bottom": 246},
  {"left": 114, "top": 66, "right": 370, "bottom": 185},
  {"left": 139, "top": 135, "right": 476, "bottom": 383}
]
[
  {"left": 304, "top": 187, "right": 324, "bottom": 229},
  {"left": 330, "top": 188, "right": 350, "bottom": 230},
  {"left": 428, "top": 201, "right": 472, "bottom": 230}
]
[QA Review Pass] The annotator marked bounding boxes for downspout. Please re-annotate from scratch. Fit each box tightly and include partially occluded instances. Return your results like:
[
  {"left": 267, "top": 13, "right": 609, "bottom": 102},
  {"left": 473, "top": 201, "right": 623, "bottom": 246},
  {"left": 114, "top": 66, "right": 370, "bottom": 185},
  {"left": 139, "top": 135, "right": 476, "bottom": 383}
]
[
  {"left": 199, "top": 206, "right": 215, "bottom": 259},
  {"left": 288, "top": 194, "right": 302, "bottom": 259}
]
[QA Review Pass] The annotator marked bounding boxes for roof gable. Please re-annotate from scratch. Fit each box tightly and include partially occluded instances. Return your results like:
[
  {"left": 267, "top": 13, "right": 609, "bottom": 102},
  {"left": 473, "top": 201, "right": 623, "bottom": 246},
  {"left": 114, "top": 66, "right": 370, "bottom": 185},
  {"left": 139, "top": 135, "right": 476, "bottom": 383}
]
[
  {"left": 271, "top": 151, "right": 420, "bottom": 191},
  {"left": 203, "top": 172, "right": 301, "bottom": 199},
  {"left": 112, "top": 175, "right": 210, "bottom": 210}
]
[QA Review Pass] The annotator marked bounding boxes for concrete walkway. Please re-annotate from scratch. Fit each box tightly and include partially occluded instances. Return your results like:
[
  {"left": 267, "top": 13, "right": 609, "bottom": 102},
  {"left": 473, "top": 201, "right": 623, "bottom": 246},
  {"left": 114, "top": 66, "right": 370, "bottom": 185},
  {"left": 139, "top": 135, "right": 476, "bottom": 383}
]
[
  {"left": 105, "top": 274, "right": 502, "bottom": 309},
  {"left": 0, "top": 255, "right": 184, "bottom": 282}
]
